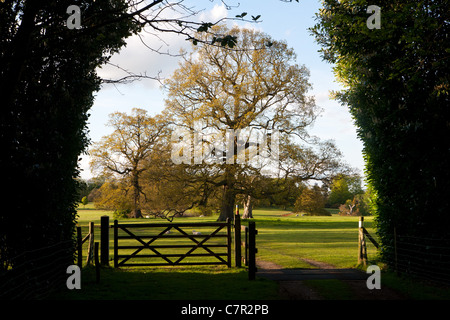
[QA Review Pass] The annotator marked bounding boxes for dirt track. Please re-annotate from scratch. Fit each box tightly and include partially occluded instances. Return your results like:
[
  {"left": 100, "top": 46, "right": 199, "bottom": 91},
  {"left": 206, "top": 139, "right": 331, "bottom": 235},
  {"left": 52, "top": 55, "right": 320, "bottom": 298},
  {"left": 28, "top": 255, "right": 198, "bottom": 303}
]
[{"left": 256, "top": 259, "right": 405, "bottom": 300}]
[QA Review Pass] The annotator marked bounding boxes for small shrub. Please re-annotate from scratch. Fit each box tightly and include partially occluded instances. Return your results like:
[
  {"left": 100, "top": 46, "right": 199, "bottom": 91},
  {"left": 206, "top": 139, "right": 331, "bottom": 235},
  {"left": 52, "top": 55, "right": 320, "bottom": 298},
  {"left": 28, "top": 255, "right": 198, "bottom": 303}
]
[{"left": 113, "top": 209, "right": 131, "bottom": 219}]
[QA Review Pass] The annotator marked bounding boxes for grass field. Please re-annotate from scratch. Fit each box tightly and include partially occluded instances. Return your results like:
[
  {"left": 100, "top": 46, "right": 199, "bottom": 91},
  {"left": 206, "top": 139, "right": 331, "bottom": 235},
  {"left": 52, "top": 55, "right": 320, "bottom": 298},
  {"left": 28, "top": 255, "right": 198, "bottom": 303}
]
[
  {"left": 248, "top": 209, "right": 377, "bottom": 269},
  {"left": 74, "top": 204, "right": 377, "bottom": 269},
  {"left": 54, "top": 204, "right": 449, "bottom": 300}
]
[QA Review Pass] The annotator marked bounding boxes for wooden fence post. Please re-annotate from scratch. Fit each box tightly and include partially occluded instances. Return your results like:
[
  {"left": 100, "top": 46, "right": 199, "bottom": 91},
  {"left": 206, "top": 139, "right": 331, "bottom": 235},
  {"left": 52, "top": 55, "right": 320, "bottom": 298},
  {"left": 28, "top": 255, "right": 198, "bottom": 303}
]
[
  {"left": 243, "top": 226, "right": 249, "bottom": 266},
  {"left": 358, "top": 217, "right": 363, "bottom": 265},
  {"left": 114, "top": 219, "right": 118, "bottom": 268},
  {"left": 234, "top": 212, "right": 242, "bottom": 267},
  {"left": 100, "top": 215, "right": 110, "bottom": 266},
  {"left": 358, "top": 217, "right": 367, "bottom": 266},
  {"left": 86, "top": 221, "right": 95, "bottom": 265},
  {"left": 248, "top": 221, "right": 257, "bottom": 280},
  {"left": 226, "top": 218, "right": 232, "bottom": 268},
  {"left": 76, "top": 226, "right": 82, "bottom": 268}
]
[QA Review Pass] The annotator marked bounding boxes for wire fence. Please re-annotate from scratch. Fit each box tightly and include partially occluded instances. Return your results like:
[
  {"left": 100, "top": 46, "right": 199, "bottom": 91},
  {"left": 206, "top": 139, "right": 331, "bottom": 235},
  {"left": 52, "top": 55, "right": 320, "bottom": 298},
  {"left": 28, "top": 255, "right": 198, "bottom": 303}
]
[
  {"left": 0, "top": 240, "right": 74, "bottom": 299},
  {"left": 380, "top": 233, "right": 450, "bottom": 286},
  {"left": 360, "top": 229, "right": 450, "bottom": 287}
]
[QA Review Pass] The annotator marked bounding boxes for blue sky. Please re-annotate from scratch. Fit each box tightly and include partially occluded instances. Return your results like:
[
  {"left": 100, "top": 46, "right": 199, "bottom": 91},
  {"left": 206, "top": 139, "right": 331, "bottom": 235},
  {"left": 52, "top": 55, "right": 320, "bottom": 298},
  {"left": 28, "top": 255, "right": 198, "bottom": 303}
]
[{"left": 79, "top": 0, "right": 365, "bottom": 180}]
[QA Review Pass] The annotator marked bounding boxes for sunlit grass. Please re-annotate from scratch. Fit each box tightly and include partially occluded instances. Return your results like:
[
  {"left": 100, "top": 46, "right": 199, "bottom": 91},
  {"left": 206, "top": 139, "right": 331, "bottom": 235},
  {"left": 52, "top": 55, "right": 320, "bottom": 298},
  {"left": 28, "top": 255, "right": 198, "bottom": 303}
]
[{"left": 75, "top": 205, "right": 377, "bottom": 269}]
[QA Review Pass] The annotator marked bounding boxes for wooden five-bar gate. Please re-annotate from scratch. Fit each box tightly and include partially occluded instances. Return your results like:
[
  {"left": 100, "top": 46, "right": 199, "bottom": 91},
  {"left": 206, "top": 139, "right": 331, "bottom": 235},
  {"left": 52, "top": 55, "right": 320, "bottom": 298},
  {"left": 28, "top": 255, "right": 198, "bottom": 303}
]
[
  {"left": 113, "top": 219, "right": 232, "bottom": 268},
  {"left": 77, "top": 214, "right": 258, "bottom": 280}
]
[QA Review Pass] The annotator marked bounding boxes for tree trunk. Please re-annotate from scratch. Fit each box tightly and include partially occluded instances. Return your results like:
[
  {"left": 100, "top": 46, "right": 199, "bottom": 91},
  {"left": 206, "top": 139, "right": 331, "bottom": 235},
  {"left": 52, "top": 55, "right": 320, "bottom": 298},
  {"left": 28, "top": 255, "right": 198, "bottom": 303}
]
[
  {"left": 131, "top": 172, "right": 143, "bottom": 218},
  {"left": 130, "top": 209, "right": 142, "bottom": 219},
  {"left": 242, "top": 194, "right": 253, "bottom": 219},
  {"left": 218, "top": 184, "right": 235, "bottom": 221}
]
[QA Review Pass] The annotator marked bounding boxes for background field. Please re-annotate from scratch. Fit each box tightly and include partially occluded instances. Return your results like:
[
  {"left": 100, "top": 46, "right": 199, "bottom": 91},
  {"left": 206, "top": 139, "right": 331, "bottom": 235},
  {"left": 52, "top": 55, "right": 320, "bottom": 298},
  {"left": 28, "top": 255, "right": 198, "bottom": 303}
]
[{"left": 75, "top": 204, "right": 377, "bottom": 269}]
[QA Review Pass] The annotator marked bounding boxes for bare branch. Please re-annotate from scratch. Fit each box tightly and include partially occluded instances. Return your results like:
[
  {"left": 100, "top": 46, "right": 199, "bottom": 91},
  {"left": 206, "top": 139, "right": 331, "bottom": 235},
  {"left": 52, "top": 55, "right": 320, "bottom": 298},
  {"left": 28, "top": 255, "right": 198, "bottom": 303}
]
[{"left": 100, "top": 62, "right": 164, "bottom": 85}]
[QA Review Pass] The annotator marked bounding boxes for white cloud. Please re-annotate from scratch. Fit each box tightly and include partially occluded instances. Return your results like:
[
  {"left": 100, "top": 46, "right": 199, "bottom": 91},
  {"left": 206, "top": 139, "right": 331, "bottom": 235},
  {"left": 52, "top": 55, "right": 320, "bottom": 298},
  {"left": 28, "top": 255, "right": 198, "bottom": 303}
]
[
  {"left": 78, "top": 154, "right": 92, "bottom": 180},
  {"left": 199, "top": 3, "right": 228, "bottom": 22},
  {"left": 96, "top": 3, "right": 234, "bottom": 89},
  {"left": 97, "top": 30, "right": 188, "bottom": 89}
]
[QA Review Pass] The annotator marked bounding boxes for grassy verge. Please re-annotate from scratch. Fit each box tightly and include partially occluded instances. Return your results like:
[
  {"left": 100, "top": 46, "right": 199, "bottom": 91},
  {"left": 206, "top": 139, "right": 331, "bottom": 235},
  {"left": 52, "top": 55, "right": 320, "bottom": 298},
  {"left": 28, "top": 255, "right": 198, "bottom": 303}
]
[
  {"left": 381, "top": 272, "right": 450, "bottom": 300},
  {"left": 53, "top": 266, "right": 279, "bottom": 300}
]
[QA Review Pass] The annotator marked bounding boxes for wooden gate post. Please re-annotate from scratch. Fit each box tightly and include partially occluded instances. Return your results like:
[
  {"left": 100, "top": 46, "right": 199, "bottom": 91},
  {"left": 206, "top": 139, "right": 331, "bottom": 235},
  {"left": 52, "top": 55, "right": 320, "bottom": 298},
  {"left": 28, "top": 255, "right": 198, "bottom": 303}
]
[
  {"left": 226, "top": 218, "right": 232, "bottom": 268},
  {"left": 243, "top": 226, "right": 249, "bottom": 266},
  {"left": 114, "top": 219, "right": 118, "bottom": 268},
  {"left": 86, "top": 222, "right": 95, "bottom": 265},
  {"left": 234, "top": 211, "right": 242, "bottom": 267},
  {"left": 248, "top": 221, "right": 257, "bottom": 280},
  {"left": 100, "top": 215, "right": 110, "bottom": 266},
  {"left": 358, "top": 217, "right": 367, "bottom": 265},
  {"left": 76, "top": 226, "right": 83, "bottom": 268}
]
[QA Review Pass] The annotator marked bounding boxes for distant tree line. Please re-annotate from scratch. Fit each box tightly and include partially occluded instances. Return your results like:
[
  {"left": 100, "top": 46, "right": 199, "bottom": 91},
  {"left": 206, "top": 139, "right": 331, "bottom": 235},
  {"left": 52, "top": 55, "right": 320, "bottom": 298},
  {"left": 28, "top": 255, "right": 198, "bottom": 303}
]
[{"left": 80, "top": 169, "right": 370, "bottom": 219}]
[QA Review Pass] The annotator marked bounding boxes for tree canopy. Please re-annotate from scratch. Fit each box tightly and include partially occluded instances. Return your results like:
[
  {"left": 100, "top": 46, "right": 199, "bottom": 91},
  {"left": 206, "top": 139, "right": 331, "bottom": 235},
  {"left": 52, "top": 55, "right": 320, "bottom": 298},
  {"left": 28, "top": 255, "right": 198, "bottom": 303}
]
[{"left": 90, "top": 108, "right": 168, "bottom": 218}]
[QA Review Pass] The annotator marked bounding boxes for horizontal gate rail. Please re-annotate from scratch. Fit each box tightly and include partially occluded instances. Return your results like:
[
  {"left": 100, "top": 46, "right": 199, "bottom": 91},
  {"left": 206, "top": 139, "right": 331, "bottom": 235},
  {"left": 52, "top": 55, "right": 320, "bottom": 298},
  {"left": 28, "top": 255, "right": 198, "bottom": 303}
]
[
  {"left": 114, "top": 222, "right": 227, "bottom": 228},
  {"left": 114, "top": 219, "right": 231, "bottom": 268},
  {"left": 116, "top": 245, "right": 228, "bottom": 249},
  {"left": 116, "top": 235, "right": 229, "bottom": 239}
]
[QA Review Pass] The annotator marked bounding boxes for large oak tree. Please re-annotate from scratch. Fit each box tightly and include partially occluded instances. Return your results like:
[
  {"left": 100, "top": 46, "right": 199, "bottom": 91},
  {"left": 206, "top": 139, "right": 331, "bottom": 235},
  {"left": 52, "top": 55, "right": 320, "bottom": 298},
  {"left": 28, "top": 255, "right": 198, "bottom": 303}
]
[
  {"left": 165, "top": 26, "right": 344, "bottom": 221},
  {"left": 90, "top": 108, "right": 167, "bottom": 218}
]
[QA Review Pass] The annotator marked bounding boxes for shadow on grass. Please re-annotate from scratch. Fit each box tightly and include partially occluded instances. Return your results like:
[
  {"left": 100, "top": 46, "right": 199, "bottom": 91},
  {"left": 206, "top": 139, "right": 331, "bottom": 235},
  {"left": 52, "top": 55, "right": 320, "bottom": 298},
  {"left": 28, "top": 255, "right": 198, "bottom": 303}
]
[{"left": 50, "top": 266, "right": 279, "bottom": 300}]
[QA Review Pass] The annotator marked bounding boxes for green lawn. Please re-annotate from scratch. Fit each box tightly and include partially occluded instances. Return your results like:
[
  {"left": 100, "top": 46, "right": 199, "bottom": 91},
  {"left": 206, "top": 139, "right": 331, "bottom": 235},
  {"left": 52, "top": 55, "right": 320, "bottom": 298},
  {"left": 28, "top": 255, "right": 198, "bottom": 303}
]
[
  {"left": 75, "top": 204, "right": 377, "bottom": 269},
  {"left": 250, "top": 208, "right": 378, "bottom": 268},
  {"left": 57, "top": 265, "right": 278, "bottom": 300}
]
